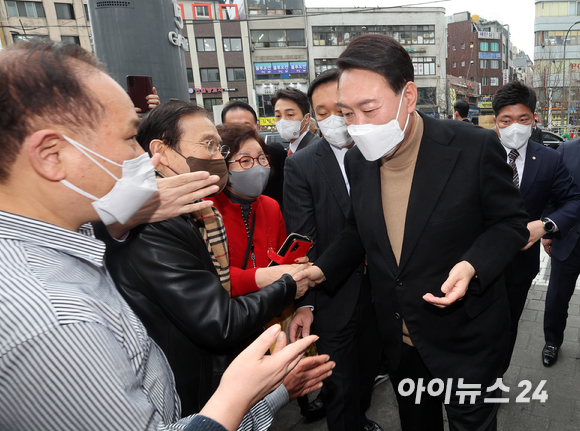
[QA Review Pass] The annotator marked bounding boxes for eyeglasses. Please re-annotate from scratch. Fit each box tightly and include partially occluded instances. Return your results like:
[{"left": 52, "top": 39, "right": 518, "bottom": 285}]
[
  {"left": 180, "top": 139, "right": 230, "bottom": 158},
  {"left": 228, "top": 154, "right": 270, "bottom": 170}
]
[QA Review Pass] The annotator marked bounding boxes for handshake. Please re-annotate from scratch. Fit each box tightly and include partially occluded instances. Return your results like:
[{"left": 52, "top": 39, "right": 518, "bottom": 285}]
[{"left": 285, "top": 264, "right": 327, "bottom": 299}]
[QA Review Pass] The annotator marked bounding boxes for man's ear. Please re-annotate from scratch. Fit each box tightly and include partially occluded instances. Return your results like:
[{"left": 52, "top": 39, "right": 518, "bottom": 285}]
[
  {"left": 403, "top": 82, "right": 418, "bottom": 114},
  {"left": 27, "top": 130, "right": 68, "bottom": 181},
  {"left": 149, "top": 139, "right": 169, "bottom": 166}
]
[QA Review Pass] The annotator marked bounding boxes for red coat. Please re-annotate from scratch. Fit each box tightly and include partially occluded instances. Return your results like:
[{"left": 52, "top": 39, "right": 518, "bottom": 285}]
[{"left": 212, "top": 192, "right": 287, "bottom": 297}]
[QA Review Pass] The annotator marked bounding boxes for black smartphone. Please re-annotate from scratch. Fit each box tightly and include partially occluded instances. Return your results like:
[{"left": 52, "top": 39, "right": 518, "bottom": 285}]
[{"left": 126, "top": 75, "right": 153, "bottom": 113}]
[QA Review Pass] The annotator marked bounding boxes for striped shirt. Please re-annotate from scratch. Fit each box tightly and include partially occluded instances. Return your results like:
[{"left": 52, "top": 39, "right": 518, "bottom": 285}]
[{"left": 0, "top": 211, "right": 285, "bottom": 431}]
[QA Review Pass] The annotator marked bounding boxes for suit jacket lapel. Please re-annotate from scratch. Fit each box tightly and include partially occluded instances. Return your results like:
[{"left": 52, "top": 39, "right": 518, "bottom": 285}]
[
  {"left": 315, "top": 140, "right": 351, "bottom": 218},
  {"left": 397, "top": 115, "right": 461, "bottom": 274},
  {"left": 354, "top": 155, "right": 399, "bottom": 276},
  {"left": 519, "top": 141, "right": 540, "bottom": 199}
]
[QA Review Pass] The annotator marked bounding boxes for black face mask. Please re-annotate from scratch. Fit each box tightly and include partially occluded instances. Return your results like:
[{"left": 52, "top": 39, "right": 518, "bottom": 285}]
[{"left": 169, "top": 150, "right": 229, "bottom": 197}]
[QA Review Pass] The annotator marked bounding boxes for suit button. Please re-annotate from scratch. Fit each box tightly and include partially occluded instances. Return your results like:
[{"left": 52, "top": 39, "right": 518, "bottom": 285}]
[
  {"left": 356, "top": 270, "right": 361, "bottom": 275},
  {"left": 396, "top": 279, "right": 403, "bottom": 286},
  {"left": 395, "top": 313, "right": 401, "bottom": 319}
]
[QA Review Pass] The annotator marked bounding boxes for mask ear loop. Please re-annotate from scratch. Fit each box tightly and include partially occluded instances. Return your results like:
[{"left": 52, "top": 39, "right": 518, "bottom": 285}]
[
  {"left": 62, "top": 135, "right": 121, "bottom": 181},
  {"left": 396, "top": 87, "right": 411, "bottom": 134}
]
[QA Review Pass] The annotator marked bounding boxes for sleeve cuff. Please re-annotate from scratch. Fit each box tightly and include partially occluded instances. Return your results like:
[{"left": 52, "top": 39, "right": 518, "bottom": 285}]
[{"left": 264, "top": 384, "right": 290, "bottom": 417}]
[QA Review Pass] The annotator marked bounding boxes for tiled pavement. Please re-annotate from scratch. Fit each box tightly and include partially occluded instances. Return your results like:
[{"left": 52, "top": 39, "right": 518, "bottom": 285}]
[{"left": 269, "top": 252, "right": 580, "bottom": 430}]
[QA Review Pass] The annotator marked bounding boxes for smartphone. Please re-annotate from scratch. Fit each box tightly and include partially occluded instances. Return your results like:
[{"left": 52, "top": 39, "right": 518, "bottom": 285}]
[
  {"left": 268, "top": 233, "right": 313, "bottom": 267},
  {"left": 126, "top": 75, "right": 153, "bottom": 113}
]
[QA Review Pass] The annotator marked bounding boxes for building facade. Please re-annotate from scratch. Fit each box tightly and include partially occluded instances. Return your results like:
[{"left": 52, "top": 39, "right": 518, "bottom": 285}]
[
  {"left": 181, "top": 0, "right": 254, "bottom": 116},
  {"left": 0, "top": 0, "right": 91, "bottom": 50},
  {"left": 307, "top": 7, "right": 447, "bottom": 117},
  {"left": 447, "top": 12, "right": 514, "bottom": 116},
  {"left": 534, "top": 0, "right": 580, "bottom": 130},
  {"left": 247, "top": 0, "right": 308, "bottom": 126}
]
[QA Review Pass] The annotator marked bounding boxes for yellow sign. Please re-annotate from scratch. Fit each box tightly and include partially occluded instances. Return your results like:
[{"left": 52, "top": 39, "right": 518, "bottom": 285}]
[
  {"left": 478, "top": 102, "right": 493, "bottom": 109},
  {"left": 259, "top": 117, "right": 276, "bottom": 126}
]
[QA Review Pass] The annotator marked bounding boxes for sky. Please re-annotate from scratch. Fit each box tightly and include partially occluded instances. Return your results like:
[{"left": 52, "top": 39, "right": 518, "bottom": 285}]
[{"left": 306, "top": 0, "right": 536, "bottom": 57}]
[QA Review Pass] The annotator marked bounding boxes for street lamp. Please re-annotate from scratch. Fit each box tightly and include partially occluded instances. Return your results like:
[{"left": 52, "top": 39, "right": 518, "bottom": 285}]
[{"left": 562, "top": 20, "right": 580, "bottom": 128}]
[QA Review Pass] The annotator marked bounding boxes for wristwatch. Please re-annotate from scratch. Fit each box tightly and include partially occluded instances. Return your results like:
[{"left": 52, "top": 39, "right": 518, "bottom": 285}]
[{"left": 542, "top": 218, "right": 556, "bottom": 234}]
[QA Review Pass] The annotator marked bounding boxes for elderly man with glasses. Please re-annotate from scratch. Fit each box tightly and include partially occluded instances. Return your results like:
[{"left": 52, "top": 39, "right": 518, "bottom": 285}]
[{"left": 94, "top": 101, "right": 315, "bottom": 418}]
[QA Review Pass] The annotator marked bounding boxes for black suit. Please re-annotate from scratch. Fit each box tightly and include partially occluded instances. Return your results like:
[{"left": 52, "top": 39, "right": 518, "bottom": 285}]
[
  {"left": 263, "top": 142, "right": 286, "bottom": 211},
  {"left": 316, "top": 113, "right": 529, "bottom": 430},
  {"left": 292, "top": 130, "right": 319, "bottom": 153},
  {"left": 284, "top": 138, "right": 380, "bottom": 430},
  {"left": 543, "top": 139, "right": 580, "bottom": 347},
  {"left": 505, "top": 140, "right": 580, "bottom": 364}
]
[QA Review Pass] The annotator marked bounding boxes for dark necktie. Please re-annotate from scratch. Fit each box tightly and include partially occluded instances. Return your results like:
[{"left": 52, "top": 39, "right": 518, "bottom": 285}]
[{"left": 508, "top": 150, "right": 519, "bottom": 187}]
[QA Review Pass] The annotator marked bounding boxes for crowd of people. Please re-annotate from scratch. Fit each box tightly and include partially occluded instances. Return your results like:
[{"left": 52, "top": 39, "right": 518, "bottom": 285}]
[{"left": 1, "top": 32, "right": 579, "bottom": 431}]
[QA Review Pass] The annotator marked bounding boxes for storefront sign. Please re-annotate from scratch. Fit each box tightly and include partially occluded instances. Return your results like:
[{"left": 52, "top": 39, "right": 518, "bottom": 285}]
[
  {"left": 168, "top": 1, "right": 189, "bottom": 51},
  {"left": 255, "top": 63, "right": 272, "bottom": 75},
  {"left": 191, "top": 87, "right": 238, "bottom": 94},
  {"left": 259, "top": 117, "right": 276, "bottom": 126},
  {"left": 478, "top": 101, "right": 493, "bottom": 109},
  {"left": 405, "top": 47, "right": 427, "bottom": 53},
  {"left": 479, "top": 52, "right": 501, "bottom": 59},
  {"left": 272, "top": 62, "right": 289, "bottom": 73},
  {"left": 290, "top": 61, "right": 308, "bottom": 73},
  {"left": 478, "top": 31, "right": 500, "bottom": 40}
]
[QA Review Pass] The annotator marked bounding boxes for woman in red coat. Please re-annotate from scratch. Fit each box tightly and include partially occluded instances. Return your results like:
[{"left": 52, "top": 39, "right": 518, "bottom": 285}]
[{"left": 213, "top": 123, "right": 294, "bottom": 298}]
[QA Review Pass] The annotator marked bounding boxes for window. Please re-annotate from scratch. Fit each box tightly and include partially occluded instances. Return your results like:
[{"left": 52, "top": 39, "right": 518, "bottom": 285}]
[
  {"left": 194, "top": 4, "right": 211, "bottom": 19},
  {"left": 251, "top": 29, "right": 305, "bottom": 47},
  {"left": 480, "top": 59, "right": 488, "bottom": 69},
  {"left": 55, "top": 3, "right": 75, "bottom": 19},
  {"left": 491, "top": 42, "right": 499, "bottom": 52},
  {"left": 12, "top": 33, "right": 48, "bottom": 43},
  {"left": 84, "top": 4, "right": 89, "bottom": 20},
  {"left": 230, "top": 97, "right": 249, "bottom": 104},
  {"left": 482, "top": 76, "right": 489, "bottom": 86},
  {"left": 186, "top": 68, "right": 194, "bottom": 83},
  {"left": 480, "top": 42, "right": 489, "bottom": 51},
  {"left": 452, "top": 44, "right": 456, "bottom": 50},
  {"left": 219, "top": 4, "right": 238, "bottom": 20},
  {"left": 227, "top": 67, "right": 246, "bottom": 81},
  {"left": 461, "top": 42, "right": 465, "bottom": 49},
  {"left": 412, "top": 57, "right": 436, "bottom": 75},
  {"left": 248, "top": 0, "right": 303, "bottom": 15},
  {"left": 416, "top": 87, "right": 437, "bottom": 105},
  {"left": 196, "top": 38, "right": 216, "bottom": 52},
  {"left": 491, "top": 77, "right": 499, "bottom": 86},
  {"left": 491, "top": 60, "right": 499, "bottom": 69},
  {"left": 200, "top": 68, "right": 220, "bottom": 82},
  {"left": 470, "top": 42, "right": 474, "bottom": 48},
  {"left": 461, "top": 60, "right": 465, "bottom": 67},
  {"left": 61, "top": 35, "right": 80, "bottom": 45},
  {"left": 204, "top": 98, "right": 223, "bottom": 111},
  {"left": 312, "top": 25, "right": 435, "bottom": 46},
  {"left": 6, "top": 1, "right": 45, "bottom": 17},
  {"left": 223, "top": 38, "right": 242, "bottom": 52},
  {"left": 452, "top": 62, "right": 457, "bottom": 68},
  {"left": 314, "top": 58, "right": 337, "bottom": 76}
]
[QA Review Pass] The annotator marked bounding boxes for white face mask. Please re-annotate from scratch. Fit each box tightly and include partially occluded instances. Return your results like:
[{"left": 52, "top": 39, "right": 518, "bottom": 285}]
[
  {"left": 347, "top": 92, "right": 410, "bottom": 161},
  {"left": 60, "top": 135, "right": 158, "bottom": 226},
  {"left": 318, "top": 115, "right": 353, "bottom": 149},
  {"left": 496, "top": 123, "right": 532, "bottom": 150},
  {"left": 275, "top": 115, "right": 308, "bottom": 141}
]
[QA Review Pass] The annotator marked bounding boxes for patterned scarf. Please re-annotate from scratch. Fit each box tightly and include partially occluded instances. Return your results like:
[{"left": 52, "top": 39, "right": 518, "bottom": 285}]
[{"left": 193, "top": 205, "right": 231, "bottom": 294}]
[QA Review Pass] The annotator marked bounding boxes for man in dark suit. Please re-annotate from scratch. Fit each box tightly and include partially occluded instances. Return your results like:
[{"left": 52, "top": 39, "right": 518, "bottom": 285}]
[
  {"left": 221, "top": 100, "right": 286, "bottom": 210},
  {"left": 284, "top": 69, "right": 382, "bottom": 431},
  {"left": 294, "top": 34, "right": 529, "bottom": 431},
  {"left": 272, "top": 88, "right": 318, "bottom": 155},
  {"left": 453, "top": 99, "right": 472, "bottom": 123},
  {"left": 490, "top": 82, "right": 580, "bottom": 369},
  {"left": 541, "top": 138, "right": 580, "bottom": 366}
]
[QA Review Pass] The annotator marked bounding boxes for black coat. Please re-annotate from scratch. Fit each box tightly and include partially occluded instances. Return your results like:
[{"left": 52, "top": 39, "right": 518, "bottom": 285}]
[
  {"left": 94, "top": 216, "right": 296, "bottom": 416},
  {"left": 316, "top": 113, "right": 529, "bottom": 386}
]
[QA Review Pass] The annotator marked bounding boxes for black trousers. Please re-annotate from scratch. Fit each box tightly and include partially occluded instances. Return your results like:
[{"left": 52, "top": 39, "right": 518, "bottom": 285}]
[
  {"left": 315, "top": 278, "right": 382, "bottom": 431},
  {"left": 544, "top": 243, "right": 580, "bottom": 347},
  {"left": 388, "top": 344, "right": 500, "bottom": 431}
]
